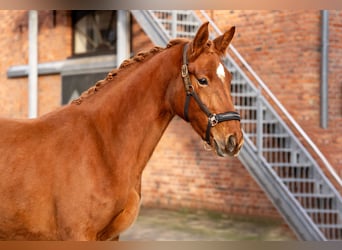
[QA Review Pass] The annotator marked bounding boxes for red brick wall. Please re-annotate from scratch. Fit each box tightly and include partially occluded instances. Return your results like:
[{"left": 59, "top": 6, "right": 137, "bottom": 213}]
[
  {"left": 214, "top": 10, "right": 322, "bottom": 123},
  {"left": 209, "top": 10, "right": 342, "bottom": 179},
  {"left": 0, "top": 10, "right": 29, "bottom": 118},
  {"left": 0, "top": 10, "right": 71, "bottom": 118},
  {"left": 132, "top": 17, "right": 154, "bottom": 53}
]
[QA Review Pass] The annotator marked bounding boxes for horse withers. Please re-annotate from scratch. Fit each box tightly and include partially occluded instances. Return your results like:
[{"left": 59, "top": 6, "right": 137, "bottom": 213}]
[{"left": 0, "top": 22, "right": 243, "bottom": 240}]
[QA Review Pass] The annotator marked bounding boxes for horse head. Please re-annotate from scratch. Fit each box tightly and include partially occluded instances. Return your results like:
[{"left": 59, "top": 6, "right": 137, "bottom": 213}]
[{"left": 172, "top": 22, "right": 244, "bottom": 157}]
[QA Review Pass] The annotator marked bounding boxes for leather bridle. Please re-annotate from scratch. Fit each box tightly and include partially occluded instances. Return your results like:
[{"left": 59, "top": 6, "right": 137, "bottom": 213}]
[{"left": 181, "top": 43, "right": 241, "bottom": 146}]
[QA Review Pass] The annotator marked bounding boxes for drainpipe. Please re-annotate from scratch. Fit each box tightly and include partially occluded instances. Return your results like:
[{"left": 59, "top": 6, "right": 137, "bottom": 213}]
[
  {"left": 116, "top": 10, "right": 130, "bottom": 67},
  {"left": 320, "top": 10, "right": 329, "bottom": 129},
  {"left": 28, "top": 10, "right": 38, "bottom": 118}
]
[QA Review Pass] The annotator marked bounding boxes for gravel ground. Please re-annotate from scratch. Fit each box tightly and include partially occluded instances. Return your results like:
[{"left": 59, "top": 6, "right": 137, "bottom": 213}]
[{"left": 121, "top": 207, "right": 297, "bottom": 241}]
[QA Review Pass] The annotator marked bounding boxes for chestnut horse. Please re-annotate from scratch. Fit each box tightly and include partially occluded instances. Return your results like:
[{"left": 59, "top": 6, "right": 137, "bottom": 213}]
[{"left": 0, "top": 22, "right": 243, "bottom": 240}]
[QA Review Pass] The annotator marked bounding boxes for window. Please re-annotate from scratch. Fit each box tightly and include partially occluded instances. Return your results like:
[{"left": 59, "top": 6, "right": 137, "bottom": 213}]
[
  {"left": 62, "top": 72, "right": 107, "bottom": 104},
  {"left": 72, "top": 11, "right": 117, "bottom": 56}
]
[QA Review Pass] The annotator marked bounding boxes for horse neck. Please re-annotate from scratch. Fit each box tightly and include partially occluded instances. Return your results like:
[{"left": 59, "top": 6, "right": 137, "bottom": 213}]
[{"left": 81, "top": 44, "right": 184, "bottom": 173}]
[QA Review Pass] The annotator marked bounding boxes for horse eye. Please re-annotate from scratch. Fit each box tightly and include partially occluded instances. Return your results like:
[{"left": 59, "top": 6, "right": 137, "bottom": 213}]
[{"left": 197, "top": 78, "right": 208, "bottom": 86}]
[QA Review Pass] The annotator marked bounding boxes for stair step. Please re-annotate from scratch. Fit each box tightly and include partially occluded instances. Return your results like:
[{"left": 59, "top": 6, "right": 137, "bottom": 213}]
[
  {"left": 306, "top": 208, "right": 340, "bottom": 214},
  {"left": 308, "top": 210, "right": 341, "bottom": 227},
  {"left": 262, "top": 148, "right": 293, "bottom": 152},
  {"left": 282, "top": 178, "right": 317, "bottom": 194},
  {"left": 154, "top": 10, "right": 193, "bottom": 16},
  {"left": 318, "top": 224, "right": 342, "bottom": 240},
  {"left": 241, "top": 119, "right": 279, "bottom": 124},
  {"left": 246, "top": 133, "right": 290, "bottom": 138},
  {"left": 231, "top": 80, "right": 248, "bottom": 85},
  {"left": 159, "top": 20, "right": 200, "bottom": 27},
  {"left": 317, "top": 224, "right": 342, "bottom": 229},
  {"left": 231, "top": 93, "right": 257, "bottom": 97},
  {"left": 318, "top": 224, "right": 342, "bottom": 236},
  {"left": 273, "top": 165, "right": 313, "bottom": 179},
  {"left": 270, "top": 162, "right": 312, "bottom": 167},
  {"left": 235, "top": 106, "right": 263, "bottom": 110},
  {"left": 281, "top": 178, "right": 316, "bottom": 183},
  {"left": 294, "top": 193, "right": 335, "bottom": 198},
  {"left": 231, "top": 79, "right": 247, "bottom": 84},
  {"left": 294, "top": 193, "right": 336, "bottom": 210}
]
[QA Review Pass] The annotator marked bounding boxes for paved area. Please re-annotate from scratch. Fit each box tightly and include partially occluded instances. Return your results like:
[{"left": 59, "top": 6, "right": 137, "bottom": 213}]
[{"left": 121, "top": 207, "right": 297, "bottom": 241}]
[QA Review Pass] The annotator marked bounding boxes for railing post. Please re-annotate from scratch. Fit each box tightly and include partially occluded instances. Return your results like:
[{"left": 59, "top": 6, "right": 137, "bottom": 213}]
[
  {"left": 320, "top": 10, "right": 329, "bottom": 129},
  {"left": 28, "top": 10, "right": 38, "bottom": 118},
  {"left": 172, "top": 11, "right": 177, "bottom": 38},
  {"left": 117, "top": 10, "right": 131, "bottom": 66},
  {"left": 256, "top": 88, "right": 263, "bottom": 160}
]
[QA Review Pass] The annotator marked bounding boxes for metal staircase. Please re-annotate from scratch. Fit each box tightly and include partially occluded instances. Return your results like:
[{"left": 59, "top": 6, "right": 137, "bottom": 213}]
[{"left": 131, "top": 10, "right": 342, "bottom": 240}]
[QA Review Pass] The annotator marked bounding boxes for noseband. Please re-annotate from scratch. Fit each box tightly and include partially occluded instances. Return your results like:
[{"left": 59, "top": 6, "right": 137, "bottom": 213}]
[{"left": 181, "top": 43, "right": 241, "bottom": 146}]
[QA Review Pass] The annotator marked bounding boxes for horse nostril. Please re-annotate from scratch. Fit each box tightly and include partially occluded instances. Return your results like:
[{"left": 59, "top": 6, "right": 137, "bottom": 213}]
[{"left": 226, "top": 135, "right": 237, "bottom": 153}]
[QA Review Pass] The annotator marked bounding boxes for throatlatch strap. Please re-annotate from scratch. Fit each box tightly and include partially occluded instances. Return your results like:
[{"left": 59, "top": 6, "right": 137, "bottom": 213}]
[{"left": 181, "top": 44, "right": 192, "bottom": 95}]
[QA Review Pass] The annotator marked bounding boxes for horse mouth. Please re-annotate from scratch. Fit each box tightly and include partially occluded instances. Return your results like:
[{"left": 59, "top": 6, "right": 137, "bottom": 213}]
[{"left": 213, "top": 136, "right": 243, "bottom": 157}]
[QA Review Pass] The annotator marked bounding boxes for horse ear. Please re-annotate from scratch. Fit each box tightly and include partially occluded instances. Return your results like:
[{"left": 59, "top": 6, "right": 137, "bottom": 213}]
[
  {"left": 213, "top": 26, "right": 235, "bottom": 55},
  {"left": 190, "top": 22, "right": 210, "bottom": 56}
]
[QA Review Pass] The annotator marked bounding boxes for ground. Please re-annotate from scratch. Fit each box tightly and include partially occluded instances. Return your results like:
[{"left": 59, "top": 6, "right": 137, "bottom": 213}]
[{"left": 121, "top": 207, "right": 297, "bottom": 241}]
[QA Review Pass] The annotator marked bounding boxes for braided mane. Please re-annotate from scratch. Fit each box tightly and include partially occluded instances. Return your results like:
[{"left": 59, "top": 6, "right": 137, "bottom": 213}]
[{"left": 71, "top": 39, "right": 186, "bottom": 105}]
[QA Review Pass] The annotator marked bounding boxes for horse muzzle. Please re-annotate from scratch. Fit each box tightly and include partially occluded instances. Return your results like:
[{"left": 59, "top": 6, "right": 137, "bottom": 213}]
[{"left": 213, "top": 133, "right": 244, "bottom": 157}]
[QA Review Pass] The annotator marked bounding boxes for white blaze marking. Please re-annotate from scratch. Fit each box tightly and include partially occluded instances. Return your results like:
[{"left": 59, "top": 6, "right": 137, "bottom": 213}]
[{"left": 216, "top": 63, "right": 225, "bottom": 83}]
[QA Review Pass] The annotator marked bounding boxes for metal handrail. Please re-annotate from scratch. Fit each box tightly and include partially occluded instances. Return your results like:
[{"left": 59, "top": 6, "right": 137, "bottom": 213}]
[{"left": 198, "top": 10, "right": 342, "bottom": 188}]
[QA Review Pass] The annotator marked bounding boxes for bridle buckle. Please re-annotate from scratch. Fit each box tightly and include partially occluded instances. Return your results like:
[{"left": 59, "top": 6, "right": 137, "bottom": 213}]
[
  {"left": 181, "top": 64, "right": 188, "bottom": 78},
  {"left": 209, "top": 114, "right": 218, "bottom": 127}
]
